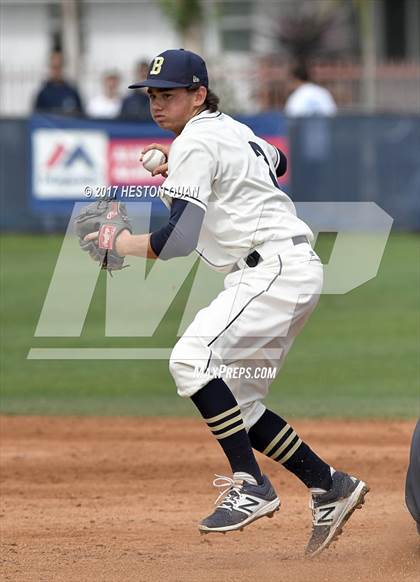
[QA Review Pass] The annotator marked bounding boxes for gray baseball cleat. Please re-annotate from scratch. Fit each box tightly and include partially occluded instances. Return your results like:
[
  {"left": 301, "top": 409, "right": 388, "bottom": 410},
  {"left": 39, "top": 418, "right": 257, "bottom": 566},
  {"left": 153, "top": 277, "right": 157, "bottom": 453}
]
[
  {"left": 199, "top": 472, "right": 280, "bottom": 534},
  {"left": 305, "top": 471, "right": 369, "bottom": 557}
]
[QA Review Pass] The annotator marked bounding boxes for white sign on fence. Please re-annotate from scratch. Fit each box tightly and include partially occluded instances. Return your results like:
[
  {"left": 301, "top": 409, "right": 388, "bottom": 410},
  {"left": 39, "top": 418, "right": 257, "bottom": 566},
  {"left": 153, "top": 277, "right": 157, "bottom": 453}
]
[{"left": 32, "top": 129, "right": 108, "bottom": 199}]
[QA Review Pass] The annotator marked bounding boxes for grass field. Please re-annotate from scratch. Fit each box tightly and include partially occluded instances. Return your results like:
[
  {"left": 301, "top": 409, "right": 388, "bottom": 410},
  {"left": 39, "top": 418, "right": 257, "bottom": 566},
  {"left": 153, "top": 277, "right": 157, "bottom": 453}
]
[{"left": 0, "top": 233, "right": 419, "bottom": 418}]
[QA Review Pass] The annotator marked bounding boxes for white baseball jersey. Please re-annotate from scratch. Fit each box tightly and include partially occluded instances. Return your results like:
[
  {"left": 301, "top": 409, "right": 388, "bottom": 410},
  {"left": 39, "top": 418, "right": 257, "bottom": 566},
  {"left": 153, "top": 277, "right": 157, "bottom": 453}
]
[
  {"left": 160, "top": 110, "right": 313, "bottom": 272},
  {"left": 165, "top": 110, "right": 324, "bottom": 427}
]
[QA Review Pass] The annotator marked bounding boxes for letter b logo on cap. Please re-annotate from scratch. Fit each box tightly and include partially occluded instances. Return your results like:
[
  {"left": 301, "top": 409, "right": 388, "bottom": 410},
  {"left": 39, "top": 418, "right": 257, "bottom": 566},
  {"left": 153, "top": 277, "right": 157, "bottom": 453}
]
[{"left": 150, "top": 57, "right": 164, "bottom": 75}]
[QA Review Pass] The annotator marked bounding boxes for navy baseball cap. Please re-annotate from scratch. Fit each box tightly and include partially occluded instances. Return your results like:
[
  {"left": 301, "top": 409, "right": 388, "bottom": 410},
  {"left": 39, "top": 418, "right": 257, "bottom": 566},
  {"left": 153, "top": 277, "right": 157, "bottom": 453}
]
[{"left": 128, "top": 49, "right": 208, "bottom": 89}]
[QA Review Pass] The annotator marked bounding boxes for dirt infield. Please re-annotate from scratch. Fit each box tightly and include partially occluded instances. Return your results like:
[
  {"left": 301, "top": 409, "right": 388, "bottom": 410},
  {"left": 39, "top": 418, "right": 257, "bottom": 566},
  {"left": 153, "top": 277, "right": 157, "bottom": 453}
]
[{"left": 1, "top": 417, "right": 418, "bottom": 582}]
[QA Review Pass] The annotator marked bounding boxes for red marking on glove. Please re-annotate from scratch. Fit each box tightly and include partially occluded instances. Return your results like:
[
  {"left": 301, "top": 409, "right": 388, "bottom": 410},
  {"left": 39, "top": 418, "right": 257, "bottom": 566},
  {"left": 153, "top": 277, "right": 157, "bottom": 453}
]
[
  {"left": 106, "top": 202, "right": 119, "bottom": 220},
  {"left": 99, "top": 224, "right": 116, "bottom": 249}
]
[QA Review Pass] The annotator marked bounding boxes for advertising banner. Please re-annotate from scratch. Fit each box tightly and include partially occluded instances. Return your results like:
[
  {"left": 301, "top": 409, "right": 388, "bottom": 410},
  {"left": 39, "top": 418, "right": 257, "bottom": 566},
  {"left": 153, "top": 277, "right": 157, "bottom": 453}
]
[{"left": 29, "top": 113, "right": 288, "bottom": 214}]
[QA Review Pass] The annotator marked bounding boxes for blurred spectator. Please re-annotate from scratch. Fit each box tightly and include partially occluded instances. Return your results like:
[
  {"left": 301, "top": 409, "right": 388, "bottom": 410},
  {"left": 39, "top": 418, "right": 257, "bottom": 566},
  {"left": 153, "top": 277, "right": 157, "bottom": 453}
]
[
  {"left": 33, "top": 51, "right": 83, "bottom": 115},
  {"left": 284, "top": 63, "right": 337, "bottom": 117},
  {"left": 87, "top": 71, "right": 122, "bottom": 118},
  {"left": 120, "top": 60, "right": 152, "bottom": 121}
]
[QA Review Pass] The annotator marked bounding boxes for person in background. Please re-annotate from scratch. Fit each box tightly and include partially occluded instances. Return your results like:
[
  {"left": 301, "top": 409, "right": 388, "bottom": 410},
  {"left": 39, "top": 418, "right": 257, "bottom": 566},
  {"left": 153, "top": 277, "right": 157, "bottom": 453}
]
[
  {"left": 120, "top": 60, "right": 152, "bottom": 121},
  {"left": 87, "top": 70, "right": 122, "bottom": 118},
  {"left": 406, "top": 419, "right": 420, "bottom": 536},
  {"left": 33, "top": 51, "right": 83, "bottom": 115},
  {"left": 284, "top": 63, "right": 337, "bottom": 117},
  {"left": 284, "top": 63, "right": 336, "bottom": 201}
]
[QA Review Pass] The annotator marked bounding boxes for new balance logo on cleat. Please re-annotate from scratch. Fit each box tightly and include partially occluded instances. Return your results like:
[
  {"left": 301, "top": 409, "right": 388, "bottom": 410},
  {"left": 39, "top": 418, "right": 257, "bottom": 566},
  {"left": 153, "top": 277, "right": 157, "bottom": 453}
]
[
  {"left": 316, "top": 506, "right": 335, "bottom": 524},
  {"left": 238, "top": 497, "right": 260, "bottom": 514},
  {"left": 199, "top": 473, "right": 280, "bottom": 533},
  {"left": 305, "top": 471, "right": 369, "bottom": 557}
]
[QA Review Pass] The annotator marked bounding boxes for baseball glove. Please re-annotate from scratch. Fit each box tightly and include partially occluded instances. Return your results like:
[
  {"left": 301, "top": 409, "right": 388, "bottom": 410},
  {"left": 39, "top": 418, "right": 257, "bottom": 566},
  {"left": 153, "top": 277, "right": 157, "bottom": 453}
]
[{"left": 75, "top": 199, "right": 132, "bottom": 273}]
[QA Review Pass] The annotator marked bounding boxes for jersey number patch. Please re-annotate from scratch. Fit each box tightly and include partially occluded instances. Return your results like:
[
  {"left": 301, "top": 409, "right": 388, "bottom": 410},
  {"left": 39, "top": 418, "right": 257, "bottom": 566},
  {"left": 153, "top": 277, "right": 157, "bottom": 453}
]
[
  {"left": 150, "top": 57, "right": 164, "bottom": 75},
  {"left": 248, "top": 141, "right": 280, "bottom": 190}
]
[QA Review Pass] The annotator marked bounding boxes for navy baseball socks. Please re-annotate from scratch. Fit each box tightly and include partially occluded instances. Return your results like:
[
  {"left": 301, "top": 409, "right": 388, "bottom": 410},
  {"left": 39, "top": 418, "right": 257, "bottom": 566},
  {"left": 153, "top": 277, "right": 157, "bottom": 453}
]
[
  {"left": 248, "top": 408, "right": 369, "bottom": 555},
  {"left": 191, "top": 379, "right": 280, "bottom": 533},
  {"left": 191, "top": 378, "right": 262, "bottom": 482},
  {"left": 248, "top": 408, "right": 332, "bottom": 490}
]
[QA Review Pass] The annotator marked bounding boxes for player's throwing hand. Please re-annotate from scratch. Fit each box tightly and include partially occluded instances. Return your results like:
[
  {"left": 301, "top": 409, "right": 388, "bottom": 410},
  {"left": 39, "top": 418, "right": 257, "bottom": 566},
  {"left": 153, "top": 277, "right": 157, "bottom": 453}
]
[{"left": 140, "top": 143, "right": 169, "bottom": 177}]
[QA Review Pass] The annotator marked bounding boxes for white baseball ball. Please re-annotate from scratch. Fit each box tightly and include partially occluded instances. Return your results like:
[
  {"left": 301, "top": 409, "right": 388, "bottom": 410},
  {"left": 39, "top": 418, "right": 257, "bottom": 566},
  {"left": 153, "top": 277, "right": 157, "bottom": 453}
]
[{"left": 142, "top": 149, "right": 166, "bottom": 173}]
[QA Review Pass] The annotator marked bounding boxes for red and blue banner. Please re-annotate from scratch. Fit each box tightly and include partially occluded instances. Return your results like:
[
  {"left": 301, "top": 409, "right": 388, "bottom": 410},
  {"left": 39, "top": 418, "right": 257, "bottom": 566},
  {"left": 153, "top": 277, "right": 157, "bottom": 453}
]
[{"left": 29, "top": 112, "right": 289, "bottom": 214}]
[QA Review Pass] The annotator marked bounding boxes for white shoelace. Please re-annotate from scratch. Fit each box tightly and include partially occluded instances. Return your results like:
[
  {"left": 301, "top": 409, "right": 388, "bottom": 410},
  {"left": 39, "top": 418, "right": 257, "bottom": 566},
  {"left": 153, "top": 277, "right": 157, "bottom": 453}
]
[{"left": 212, "top": 475, "right": 243, "bottom": 509}]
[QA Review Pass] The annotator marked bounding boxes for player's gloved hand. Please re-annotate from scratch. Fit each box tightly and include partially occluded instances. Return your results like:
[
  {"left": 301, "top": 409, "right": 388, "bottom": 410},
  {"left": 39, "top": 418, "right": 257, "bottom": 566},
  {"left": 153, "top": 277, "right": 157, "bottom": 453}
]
[
  {"left": 140, "top": 142, "right": 170, "bottom": 177},
  {"left": 75, "top": 199, "right": 132, "bottom": 273}
]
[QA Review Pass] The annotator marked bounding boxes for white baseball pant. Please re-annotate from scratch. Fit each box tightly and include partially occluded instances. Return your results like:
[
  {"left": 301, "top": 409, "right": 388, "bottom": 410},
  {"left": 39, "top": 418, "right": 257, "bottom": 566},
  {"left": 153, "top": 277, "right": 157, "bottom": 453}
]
[{"left": 169, "top": 239, "right": 323, "bottom": 429}]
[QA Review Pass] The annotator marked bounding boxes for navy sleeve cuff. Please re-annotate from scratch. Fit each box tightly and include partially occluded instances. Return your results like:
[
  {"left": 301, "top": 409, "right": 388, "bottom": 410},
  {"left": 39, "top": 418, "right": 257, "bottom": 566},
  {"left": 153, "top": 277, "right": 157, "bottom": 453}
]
[{"left": 275, "top": 147, "right": 287, "bottom": 177}]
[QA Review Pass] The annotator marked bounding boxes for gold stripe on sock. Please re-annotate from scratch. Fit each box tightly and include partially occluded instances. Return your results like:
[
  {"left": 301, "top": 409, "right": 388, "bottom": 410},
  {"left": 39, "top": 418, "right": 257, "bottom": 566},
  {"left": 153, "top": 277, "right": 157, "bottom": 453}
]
[
  {"left": 262, "top": 424, "right": 291, "bottom": 456},
  {"left": 270, "top": 431, "right": 297, "bottom": 460},
  {"left": 276, "top": 438, "right": 302, "bottom": 464},
  {"left": 209, "top": 413, "right": 243, "bottom": 433},
  {"left": 214, "top": 423, "right": 245, "bottom": 440},
  {"left": 204, "top": 404, "right": 240, "bottom": 425}
]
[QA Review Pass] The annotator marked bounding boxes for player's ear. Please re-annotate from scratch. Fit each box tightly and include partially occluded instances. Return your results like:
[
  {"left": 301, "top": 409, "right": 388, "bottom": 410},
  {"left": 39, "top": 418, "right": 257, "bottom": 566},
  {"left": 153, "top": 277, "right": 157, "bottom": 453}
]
[{"left": 194, "top": 86, "right": 207, "bottom": 107}]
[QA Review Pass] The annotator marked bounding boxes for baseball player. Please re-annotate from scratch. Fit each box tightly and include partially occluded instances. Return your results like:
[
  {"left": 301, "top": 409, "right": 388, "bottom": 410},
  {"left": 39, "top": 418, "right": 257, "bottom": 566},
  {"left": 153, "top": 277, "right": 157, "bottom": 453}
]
[
  {"left": 79, "top": 49, "right": 369, "bottom": 557},
  {"left": 406, "top": 419, "right": 420, "bottom": 535}
]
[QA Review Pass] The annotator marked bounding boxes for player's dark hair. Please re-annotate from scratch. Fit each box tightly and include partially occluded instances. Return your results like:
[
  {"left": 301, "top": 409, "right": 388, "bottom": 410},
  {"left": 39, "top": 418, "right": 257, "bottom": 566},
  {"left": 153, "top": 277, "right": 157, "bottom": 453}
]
[
  {"left": 204, "top": 89, "right": 220, "bottom": 112},
  {"left": 187, "top": 85, "right": 220, "bottom": 112}
]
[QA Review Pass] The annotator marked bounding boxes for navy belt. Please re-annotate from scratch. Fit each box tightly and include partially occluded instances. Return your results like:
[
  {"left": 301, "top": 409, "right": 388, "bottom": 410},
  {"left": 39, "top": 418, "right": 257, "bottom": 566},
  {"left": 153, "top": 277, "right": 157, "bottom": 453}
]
[{"left": 245, "top": 236, "right": 309, "bottom": 268}]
